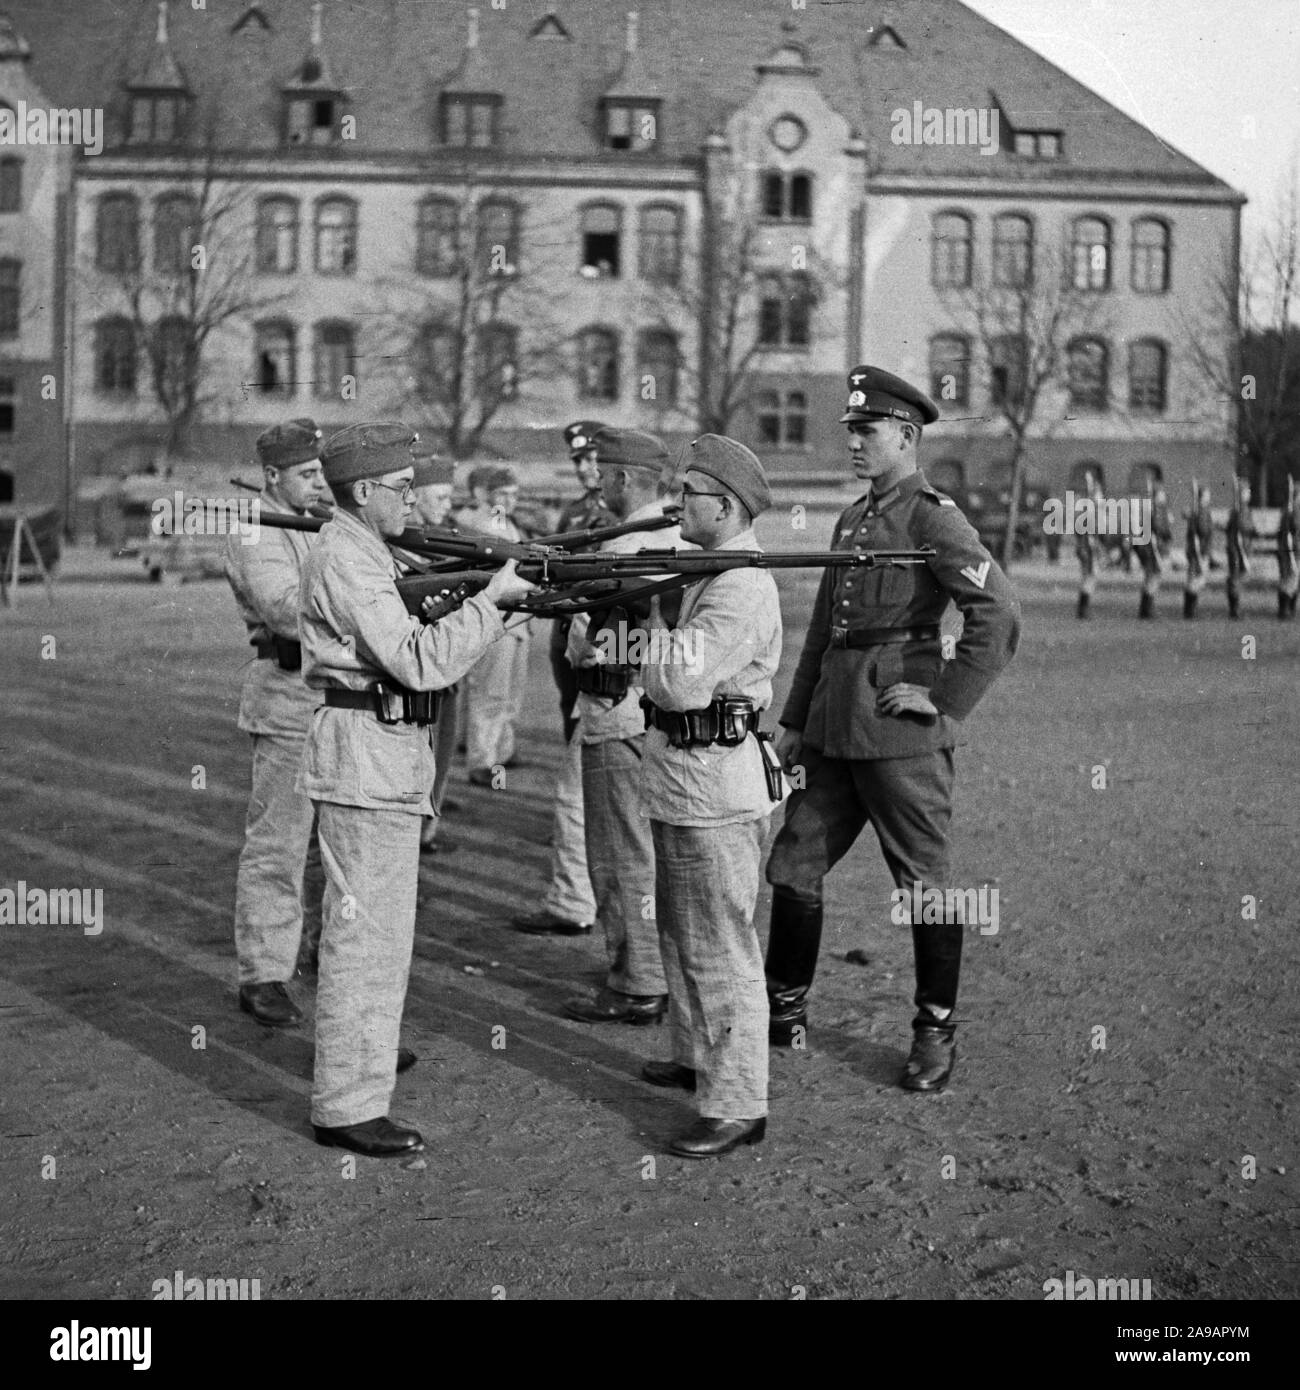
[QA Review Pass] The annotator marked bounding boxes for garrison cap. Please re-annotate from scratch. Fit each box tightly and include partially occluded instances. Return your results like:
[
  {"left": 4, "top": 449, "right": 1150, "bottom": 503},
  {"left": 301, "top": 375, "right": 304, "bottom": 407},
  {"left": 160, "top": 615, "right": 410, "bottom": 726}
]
[
  {"left": 256, "top": 417, "right": 322, "bottom": 469},
  {"left": 841, "top": 365, "right": 939, "bottom": 427},
  {"left": 564, "top": 420, "right": 608, "bottom": 457},
  {"left": 593, "top": 427, "right": 670, "bottom": 475},
  {"left": 686, "top": 434, "right": 773, "bottom": 519},
  {"left": 484, "top": 465, "right": 519, "bottom": 492},
  {"left": 320, "top": 421, "right": 418, "bottom": 486},
  {"left": 412, "top": 454, "right": 456, "bottom": 488}
]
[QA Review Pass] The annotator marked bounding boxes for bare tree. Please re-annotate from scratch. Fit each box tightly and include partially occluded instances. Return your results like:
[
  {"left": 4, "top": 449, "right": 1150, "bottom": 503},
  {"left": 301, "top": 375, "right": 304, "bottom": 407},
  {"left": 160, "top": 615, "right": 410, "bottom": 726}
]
[{"left": 940, "top": 243, "right": 1111, "bottom": 568}]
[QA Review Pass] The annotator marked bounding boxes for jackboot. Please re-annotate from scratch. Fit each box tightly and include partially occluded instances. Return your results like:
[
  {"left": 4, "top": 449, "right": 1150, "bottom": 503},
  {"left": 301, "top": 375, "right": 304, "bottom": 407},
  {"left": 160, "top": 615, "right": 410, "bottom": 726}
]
[
  {"left": 903, "top": 920, "right": 963, "bottom": 1092},
  {"left": 1138, "top": 592, "right": 1154, "bottom": 620},
  {"left": 1183, "top": 591, "right": 1197, "bottom": 619},
  {"left": 1076, "top": 592, "right": 1090, "bottom": 620},
  {"left": 1228, "top": 593, "right": 1240, "bottom": 619},
  {"left": 1279, "top": 592, "right": 1291, "bottom": 620},
  {"left": 764, "top": 887, "right": 823, "bottom": 1046}
]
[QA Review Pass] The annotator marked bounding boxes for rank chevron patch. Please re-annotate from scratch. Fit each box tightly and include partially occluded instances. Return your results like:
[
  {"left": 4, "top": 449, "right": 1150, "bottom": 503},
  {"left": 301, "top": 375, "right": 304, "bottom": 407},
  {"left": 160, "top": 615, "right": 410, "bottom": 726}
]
[{"left": 959, "top": 560, "right": 991, "bottom": 589}]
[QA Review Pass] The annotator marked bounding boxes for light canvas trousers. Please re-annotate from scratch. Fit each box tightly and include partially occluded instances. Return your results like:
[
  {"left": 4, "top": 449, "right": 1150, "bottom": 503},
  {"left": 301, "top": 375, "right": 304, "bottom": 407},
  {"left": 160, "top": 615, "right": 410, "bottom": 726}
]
[
  {"left": 542, "top": 723, "right": 597, "bottom": 924},
  {"left": 465, "top": 628, "right": 530, "bottom": 772}
]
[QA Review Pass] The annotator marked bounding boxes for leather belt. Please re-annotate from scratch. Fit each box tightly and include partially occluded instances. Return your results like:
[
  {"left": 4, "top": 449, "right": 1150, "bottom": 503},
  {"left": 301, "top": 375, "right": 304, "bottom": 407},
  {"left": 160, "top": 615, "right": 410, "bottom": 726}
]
[
  {"left": 323, "top": 685, "right": 442, "bottom": 726},
  {"left": 576, "top": 664, "right": 635, "bottom": 699},
  {"left": 642, "top": 695, "right": 759, "bottom": 749},
  {"left": 827, "top": 624, "right": 940, "bottom": 649},
  {"left": 253, "top": 635, "right": 303, "bottom": 671}
]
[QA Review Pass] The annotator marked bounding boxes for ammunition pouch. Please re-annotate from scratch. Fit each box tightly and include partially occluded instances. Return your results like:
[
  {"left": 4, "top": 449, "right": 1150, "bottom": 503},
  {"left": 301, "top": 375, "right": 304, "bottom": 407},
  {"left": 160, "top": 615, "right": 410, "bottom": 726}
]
[
  {"left": 575, "top": 664, "right": 635, "bottom": 699},
  {"left": 323, "top": 683, "right": 442, "bottom": 727},
  {"left": 642, "top": 694, "right": 759, "bottom": 749},
  {"left": 252, "top": 634, "right": 303, "bottom": 672}
]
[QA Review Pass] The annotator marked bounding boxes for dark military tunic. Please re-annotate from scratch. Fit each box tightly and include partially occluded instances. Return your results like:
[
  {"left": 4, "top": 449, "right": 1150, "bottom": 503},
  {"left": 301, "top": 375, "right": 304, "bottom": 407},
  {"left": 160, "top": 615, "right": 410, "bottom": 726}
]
[{"left": 781, "top": 471, "right": 1021, "bottom": 759}]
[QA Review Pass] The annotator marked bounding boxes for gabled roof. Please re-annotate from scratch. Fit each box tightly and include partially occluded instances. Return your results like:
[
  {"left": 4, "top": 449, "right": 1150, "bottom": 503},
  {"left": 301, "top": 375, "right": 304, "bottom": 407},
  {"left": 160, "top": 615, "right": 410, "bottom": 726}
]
[
  {"left": 128, "top": 2, "right": 186, "bottom": 92},
  {"left": 0, "top": 13, "right": 30, "bottom": 62},
  {"left": 0, "top": 0, "right": 1238, "bottom": 194}
]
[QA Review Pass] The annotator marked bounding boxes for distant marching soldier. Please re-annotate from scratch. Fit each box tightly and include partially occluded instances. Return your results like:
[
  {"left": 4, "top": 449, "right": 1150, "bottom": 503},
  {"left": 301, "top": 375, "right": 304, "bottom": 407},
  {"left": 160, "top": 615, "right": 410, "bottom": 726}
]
[
  {"left": 561, "top": 428, "right": 684, "bottom": 1024},
  {"left": 1225, "top": 476, "right": 1255, "bottom": 620},
  {"left": 1276, "top": 476, "right": 1299, "bottom": 620},
  {"left": 1075, "top": 468, "right": 1102, "bottom": 620},
  {"left": 639, "top": 436, "right": 783, "bottom": 1157},
  {"left": 298, "top": 422, "right": 533, "bottom": 1158},
  {"left": 764, "top": 366, "right": 1021, "bottom": 1093},
  {"left": 1183, "top": 481, "right": 1214, "bottom": 620},
  {"left": 1133, "top": 480, "right": 1171, "bottom": 619},
  {"left": 225, "top": 418, "right": 330, "bottom": 1025},
  {"left": 511, "top": 421, "right": 611, "bottom": 936}
]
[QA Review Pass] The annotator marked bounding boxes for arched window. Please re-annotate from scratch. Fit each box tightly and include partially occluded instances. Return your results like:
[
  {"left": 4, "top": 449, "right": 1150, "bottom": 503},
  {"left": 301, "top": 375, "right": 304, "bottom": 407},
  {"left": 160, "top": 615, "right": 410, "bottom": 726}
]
[
  {"left": 929, "top": 333, "right": 970, "bottom": 407},
  {"left": 1131, "top": 219, "right": 1170, "bottom": 293},
  {"left": 638, "top": 204, "right": 681, "bottom": 284},
  {"left": 314, "top": 321, "right": 356, "bottom": 399},
  {"left": 576, "top": 327, "right": 619, "bottom": 400},
  {"left": 1129, "top": 339, "right": 1168, "bottom": 412},
  {"left": 1069, "top": 460, "right": 1105, "bottom": 493},
  {"left": 992, "top": 214, "right": 1033, "bottom": 288},
  {"left": 0, "top": 258, "right": 19, "bottom": 337},
  {"left": 637, "top": 328, "right": 679, "bottom": 407},
  {"left": 254, "top": 320, "right": 296, "bottom": 396},
  {"left": 1068, "top": 337, "right": 1110, "bottom": 410},
  {"left": 476, "top": 199, "right": 520, "bottom": 276},
  {"left": 931, "top": 212, "right": 972, "bottom": 288},
  {"left": 256, "top": 197, "right": 299, "bottom": 274},
  {"left": 0, "top": 157, "right": 21, "bottom": 214},
  {"left": 580, "top": 203, "right": 622, "bottom": 278},
  {"left": 96, "top": 193, "right": 140, "bottom": 272},
  {"left": 1071, "top": 216, "right": 1111, "bottom": 291},
  {"left": 314, "top": 197, "right": 357, "bottom": 275},
  {"left": 95, "top": 316, "right": 137, "bottom": 394},
  {"left": 416, "top": 197, "right": 459, "bottom": 277},
  {"left": 153, "top": 194, "right": 199, "bottom": 276}
]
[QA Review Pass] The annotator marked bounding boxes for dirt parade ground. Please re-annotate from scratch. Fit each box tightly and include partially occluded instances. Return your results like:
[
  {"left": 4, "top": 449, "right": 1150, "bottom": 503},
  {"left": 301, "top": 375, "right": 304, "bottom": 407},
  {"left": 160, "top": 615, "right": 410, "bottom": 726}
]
[{"left": 1, "top": 550, "right": 1297, "bottom": 1304}]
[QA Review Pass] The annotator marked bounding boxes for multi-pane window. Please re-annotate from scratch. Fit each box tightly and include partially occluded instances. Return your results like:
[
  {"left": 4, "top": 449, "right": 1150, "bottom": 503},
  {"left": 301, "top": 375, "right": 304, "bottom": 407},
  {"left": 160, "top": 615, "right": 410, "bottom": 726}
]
[
  {"left": 314, "top": 322, "right": 356, "bottom": 399},
  {"left": 0, "top": 258, "right": 19, "bottom": 337},
  {"left": 153, "top": 316, "right": 192, "bottom": 403},
  {"left": 580, "top": 204, "right": 621, "bottom": 277},
  {"left": 756, "top": 389, "right": 808, "bottom": 447},
  {"left": 1131, "top": 218, "right": 1170, "bottom": 293},
  {"left": 1071, "top": 216, "right": 1111, "bottom": 291},
  {"left": 992, "top": 214, "right": 1033, "bottom": 288},
  {"left": 0, "top": 374, "right": 14, "bottom": 436},
  {"left": 931, "top": 212, "right": 972, "bottom": 288},
  {"left": 415, "top": 323, "right": 456, "bottom": 402},
  {"left": 476, "top": 199, "right": 520, "bottom": 276},
  {"left": 441, "top": 94, "right": 500, "bottom": 148},
  {"left": 314, "top": 198, "right": 357, "bottom": 274},
  {"left": 604, "top": 100, "right": 659, "bottom": 152},
  {"left": 577, "top": 327, "right": 619, "bottom": 400},
  {"left": 128, "top": 93, "right": 189, "bottom": 145},
  {"left": 477, "top": 323, "right": 518, "bottom": 402},
  {"left": 1068, "top": 337, "right": 1110, "bottom": 410},
  {"left": 929, "top": 334, "right": 970, "bottom": 407},
  {"left": 416, "top": 197, "right": 460, "bottom": 276},
  {"left": 636, "top": 328, "right": 679, "bottom": 407},
  {"left": 96, "top": 193, "right": 141, "bottom": 273},
  {"left": 284, "top": 96, "right": 340, "bottom": 147},
  {"left": 990, "top": 334, "right": 1027, "bottom": 409},
  {"left": 95, "top": 317, "right": 136, "bottom": 394},
  {"left": 757, "top": 272, "right": 812, "bottom": 348},
  {"left": 254, "top": 321, "right": 296, "bottom": 397},
  {"left": 153, "top": 194, "right": 198, "bottom": 275},
  {"left": 760, "top": 171, "right": 812, "bottom": 221},
  {"left": 638, "top": 204, "right": 681, "bottom": 284},
  {"left": 255, "top": 197, "right": 299, "bottom": 274},
  {"left": 0, "top": 158, "right": 21, "bottom": 213},
  {"left": 1128, "top": 339, "right": 1168, "bottom": 412}
]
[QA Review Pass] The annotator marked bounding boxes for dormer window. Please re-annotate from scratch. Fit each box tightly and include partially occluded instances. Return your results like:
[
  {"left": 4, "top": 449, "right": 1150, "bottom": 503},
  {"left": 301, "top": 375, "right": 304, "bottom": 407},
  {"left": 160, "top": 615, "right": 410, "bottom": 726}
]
[
  {"left": 285, "top": 94, "right": 341, "bottom": 146},
  {"left": 604, "top": 99, "right": 659, "bottom": 153},
  {"left": 760, "top": 171, "right": 813, "bottom": 222},
  {"left": 441, "top": 94, "right": 501, "bottom": 149},
  {"left": 127, "top": 92, "right": 189, "bottom": 145}
]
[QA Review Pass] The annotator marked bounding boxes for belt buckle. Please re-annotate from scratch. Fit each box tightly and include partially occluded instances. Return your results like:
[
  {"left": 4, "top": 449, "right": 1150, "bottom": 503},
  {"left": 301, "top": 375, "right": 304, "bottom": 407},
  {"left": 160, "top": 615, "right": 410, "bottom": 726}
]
[{"left": 829, "top": 627, "right": 848, "bottom": 648}]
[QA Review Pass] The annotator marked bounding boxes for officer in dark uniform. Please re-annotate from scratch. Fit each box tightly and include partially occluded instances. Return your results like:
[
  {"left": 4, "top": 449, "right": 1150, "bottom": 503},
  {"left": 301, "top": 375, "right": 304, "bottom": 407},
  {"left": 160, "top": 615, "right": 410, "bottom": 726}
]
[
  {"left": 764, "top": 366, "right": 1021, "bottom": 1093},
  {"left": 1183, "top": 482, "right": 1213, "bottom": 620}
]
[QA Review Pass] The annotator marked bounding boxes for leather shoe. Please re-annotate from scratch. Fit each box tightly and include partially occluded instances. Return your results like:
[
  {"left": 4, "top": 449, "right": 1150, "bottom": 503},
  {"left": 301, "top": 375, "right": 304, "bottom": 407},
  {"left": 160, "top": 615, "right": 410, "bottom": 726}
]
[
  {"left": 238, "top": 981, "right": 302, "bottom": 1028},
  {"left": 563, "top": 988, "right": 666, "bottom": 1025},
  {"left": 901, "top": 1026, "right": 957, "bottom": 1092},
  {"left": 669, "top": 1116, "right": 766, "bottom": 1158},
  {"left": 312, "top": 1116, "right": 425, "bottom": 1158},
  {"left": 642, "top": 1060, "right": 696, "bottom": 1091},
  {"left": 467, "top": 768, "right": 496, "bottom": 787},
  {"left": 513, "top": 909, "right": 592, "bottom": 936},
  {"left": 396, "top": 1048, "right": 417, "bottom": 1074},
  {"left": 420, "top": 835, "right": 461, "bottom": 854}
]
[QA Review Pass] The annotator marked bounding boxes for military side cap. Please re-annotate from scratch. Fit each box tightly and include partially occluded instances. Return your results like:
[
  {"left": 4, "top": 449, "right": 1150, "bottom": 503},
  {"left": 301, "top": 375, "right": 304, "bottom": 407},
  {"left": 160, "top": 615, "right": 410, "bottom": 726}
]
[
  {"left": 594, "top": 427, "right": 669, "bottom": 475},
  {"left": 841, "top": 365, "right": 939, "bottom": 426},
  {"left": 412, "top": 454, "right": 456, "bottom": 488},
  {"left": 687, "top": 434, "right": 773, "bottom": 518},
  {"left": 484, "top": 465, "right": 519, "bottom": 491},
  {"left": 256, "top": 417, "right": 322, "bottom": 468},
  {"left": 564, "top": 420, "right": 607, "bottom": 456},
  {"left": 321, "top": 421, "right": 418, "bottom": 486}
]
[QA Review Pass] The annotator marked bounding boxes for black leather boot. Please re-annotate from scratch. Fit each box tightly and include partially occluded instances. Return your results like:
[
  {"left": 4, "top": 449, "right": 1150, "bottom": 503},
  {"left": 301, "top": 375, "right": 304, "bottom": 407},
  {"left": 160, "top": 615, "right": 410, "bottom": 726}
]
[
  {"left": 903, "top": 920, "right": 963, "bottom": 1092},
  {"left": 1076, "top": 592, "right": 1090, "bottom": 620},
  {"left": 1228, "top": 592, "right": 1240, "bottom": 619},
  {"left": 1279, "top": 592, "right": 1290, "bottom": 620},
  {"left": 1183, "top": 591, "right": 1197, "bottom": 619},
  {"left": 765, "top": 887, "right": 823, "bottom": 1045},
  {"left": 1138, "top": 592, "right": 1154, "bottom": 620}
]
